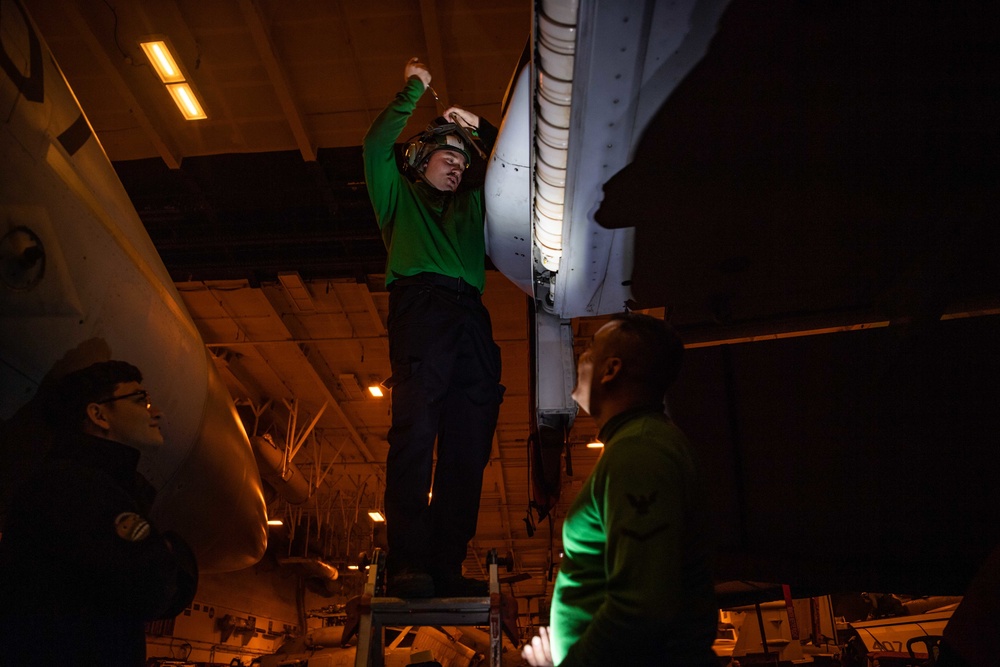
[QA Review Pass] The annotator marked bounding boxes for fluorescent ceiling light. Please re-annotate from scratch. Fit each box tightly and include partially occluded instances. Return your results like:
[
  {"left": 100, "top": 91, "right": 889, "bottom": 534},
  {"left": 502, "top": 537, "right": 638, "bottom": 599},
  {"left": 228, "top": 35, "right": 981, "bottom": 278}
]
[
  {"left": 368, "top": 511, "right": 385, "bottom": 522},
  {"left": 368, "top": 384, "right": 384, "bottom": 398},
  {"left": 267, "top": 519, "right": 283, "bottom": 526},
  {"left": 586, "top": 441, "right": 604, "bottom": 449},
  {"left": 140, "top": 40, "right": 185, "bottom": 84},
  {"left": 166, "top": 83, "right": 207, "bottom": 120},
  {"left": 140, "top": 37, "right": 207, "bottom": 120}
]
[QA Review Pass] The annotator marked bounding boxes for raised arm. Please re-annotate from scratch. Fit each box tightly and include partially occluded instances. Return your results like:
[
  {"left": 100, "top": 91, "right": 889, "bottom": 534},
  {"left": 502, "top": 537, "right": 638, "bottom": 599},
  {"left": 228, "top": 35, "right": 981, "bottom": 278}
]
[
  {"left": 405, "top": 57, "right": 432, "bottom": 89},
  {"left": 362, "top": 58, "right": 430, "bottom": 227}
]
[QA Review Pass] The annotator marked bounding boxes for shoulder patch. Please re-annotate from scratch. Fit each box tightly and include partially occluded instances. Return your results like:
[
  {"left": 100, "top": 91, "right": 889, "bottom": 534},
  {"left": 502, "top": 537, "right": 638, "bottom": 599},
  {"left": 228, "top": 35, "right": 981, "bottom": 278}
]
[
  {"left": 115, "top": 512, "right": 151, "bottom": 542},
  {"left": 625, "top": 491, "right": 657, "bottom": 515}
]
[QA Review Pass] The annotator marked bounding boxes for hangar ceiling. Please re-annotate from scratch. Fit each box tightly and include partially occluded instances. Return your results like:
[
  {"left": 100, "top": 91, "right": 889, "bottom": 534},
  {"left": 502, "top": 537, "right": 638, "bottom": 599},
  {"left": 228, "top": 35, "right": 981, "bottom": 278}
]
[
  {"left": 17, "top": 0, "right": 568, "bottom": 600},
  {"left": 16, "top": 0, "right": 1000, "bottom": 601}
]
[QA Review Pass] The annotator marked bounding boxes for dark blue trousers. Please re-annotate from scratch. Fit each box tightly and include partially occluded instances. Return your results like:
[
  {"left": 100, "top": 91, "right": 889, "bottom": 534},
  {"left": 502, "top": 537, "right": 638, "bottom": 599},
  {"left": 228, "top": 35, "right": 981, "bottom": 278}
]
[{"left": 384, "top": 278, "right": 503, "bottom": 578}]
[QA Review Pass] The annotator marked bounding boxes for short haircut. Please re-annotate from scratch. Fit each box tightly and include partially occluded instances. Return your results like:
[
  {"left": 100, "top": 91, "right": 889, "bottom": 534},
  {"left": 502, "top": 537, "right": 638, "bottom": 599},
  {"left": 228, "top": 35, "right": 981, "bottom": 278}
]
[
  {"left": 47, "top": 361, "right": 143, "bottom": 431},
  {"left": 607, "top": 312, "right": 684, "bottom": 395}
]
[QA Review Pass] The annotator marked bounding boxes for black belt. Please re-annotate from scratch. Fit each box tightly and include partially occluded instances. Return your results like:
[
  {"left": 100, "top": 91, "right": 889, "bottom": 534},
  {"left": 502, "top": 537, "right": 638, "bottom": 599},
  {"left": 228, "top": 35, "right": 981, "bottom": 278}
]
[{"left": 389, "top": 272, "right": 481, "bottom": 298}]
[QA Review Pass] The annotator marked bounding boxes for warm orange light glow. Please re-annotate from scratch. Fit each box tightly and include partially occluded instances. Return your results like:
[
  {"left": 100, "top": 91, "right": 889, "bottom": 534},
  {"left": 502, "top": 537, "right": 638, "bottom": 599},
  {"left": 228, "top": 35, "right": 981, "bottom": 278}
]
[
  {"left": 140, "top": 38, "right": 207, "bottom": 120},
  {"left": 140, "top": 40, "right": 185, "bottom": 83},
  {"left": 368, "top": 511, "right": 385, "bottom": 522},
  {"left": 347, "top": 564, "right": 359, "bottom": 570},
  {"left": 166, "top": 83, "right": 207, "bottom": 120},
  {"left": 267, "top": 519, "right": 283, "bottom": 526},
  {"left": 586, "top": 441, "right": 604, "bottom": 449},
  {"left": 368, "top": 385, "right": 384, "bottom": 398}
]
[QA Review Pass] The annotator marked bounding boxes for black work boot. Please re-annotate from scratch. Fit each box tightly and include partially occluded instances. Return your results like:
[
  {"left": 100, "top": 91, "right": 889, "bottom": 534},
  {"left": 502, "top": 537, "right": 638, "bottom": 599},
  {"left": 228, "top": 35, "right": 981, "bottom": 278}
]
[{"left": 387, "top": 568, "right": 435, "bottom": 598}]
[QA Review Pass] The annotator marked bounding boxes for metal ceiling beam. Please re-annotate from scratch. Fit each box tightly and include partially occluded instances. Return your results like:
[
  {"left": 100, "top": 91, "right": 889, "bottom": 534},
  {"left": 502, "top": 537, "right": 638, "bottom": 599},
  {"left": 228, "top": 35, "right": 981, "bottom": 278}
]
[
  {"left": 311, "top": 380, "right": 380, "bottom": 476},
  {"left": 55, "top": 0, "right": 181, "bottom": 168},
  {"left": 209, "top": 347, "right": 264, "bottom": 405},
  {"left": 282, "top": 345, "right": 381, "bottom": 475},
  {"left": 199, "top": 284, "right": 383, "bottom": 497},
  {"left": 360, "top": 285, "right": 387, "bottom": 336},
  {"left": 682, "top": 299, "right": 1000, "bottom": 349},
  {"left": 253, "top": 289, "right": 385, "bottom": 483},
  {"left": 238, "top": 0, "right": 316, "bottom": 161},
  {"left": 311, "top": 438, "right": 348, "bottom": 491},
  {"left": 282, "top": 398, "right": 328, "bottom": 462}
]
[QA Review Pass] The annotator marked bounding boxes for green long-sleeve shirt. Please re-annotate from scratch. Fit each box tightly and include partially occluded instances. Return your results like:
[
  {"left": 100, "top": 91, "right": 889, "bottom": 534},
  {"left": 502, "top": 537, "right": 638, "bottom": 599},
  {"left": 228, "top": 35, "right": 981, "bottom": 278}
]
[
  {"left": 550, "top": 405, "right": 718, "bottom": 667},
  {"left": 363, "top": 77, "right": 496, "bottom": 293}
]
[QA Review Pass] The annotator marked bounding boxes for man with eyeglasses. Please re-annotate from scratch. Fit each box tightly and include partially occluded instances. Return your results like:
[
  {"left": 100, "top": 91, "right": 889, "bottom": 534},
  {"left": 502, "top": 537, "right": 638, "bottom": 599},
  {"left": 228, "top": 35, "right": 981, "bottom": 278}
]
[{"left": 0, "top": 360, "right": 197, "bottom": 666}]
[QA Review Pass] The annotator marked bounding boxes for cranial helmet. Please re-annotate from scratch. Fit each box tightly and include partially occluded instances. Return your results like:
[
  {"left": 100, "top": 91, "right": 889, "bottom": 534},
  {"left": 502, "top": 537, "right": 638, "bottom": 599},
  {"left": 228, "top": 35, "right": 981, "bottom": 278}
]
[{"left": 403, "top": 117, "right": 471, "bottom": 172}]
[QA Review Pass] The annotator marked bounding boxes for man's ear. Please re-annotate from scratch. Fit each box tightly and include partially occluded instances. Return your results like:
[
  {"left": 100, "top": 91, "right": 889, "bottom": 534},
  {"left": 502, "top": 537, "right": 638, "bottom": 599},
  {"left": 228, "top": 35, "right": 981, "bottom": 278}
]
[
  {"left": 599, "top": 357, "right": 622, "bottom": 385},
  {"left": 85, "top": 402, "right": 110, "bottom": 432}
]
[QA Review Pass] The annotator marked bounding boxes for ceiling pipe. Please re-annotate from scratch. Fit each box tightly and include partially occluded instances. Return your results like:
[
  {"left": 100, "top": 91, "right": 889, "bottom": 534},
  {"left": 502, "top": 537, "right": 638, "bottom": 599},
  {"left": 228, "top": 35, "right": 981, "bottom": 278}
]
[{"left": 252, "top": 435, "right": 310, "bottom": 504}]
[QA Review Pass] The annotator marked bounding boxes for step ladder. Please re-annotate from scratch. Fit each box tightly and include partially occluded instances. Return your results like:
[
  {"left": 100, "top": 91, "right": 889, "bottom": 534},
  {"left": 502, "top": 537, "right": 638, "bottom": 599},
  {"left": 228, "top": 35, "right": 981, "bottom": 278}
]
[{"left": 353, "top": 548, "right": 504, "bottom": 667}]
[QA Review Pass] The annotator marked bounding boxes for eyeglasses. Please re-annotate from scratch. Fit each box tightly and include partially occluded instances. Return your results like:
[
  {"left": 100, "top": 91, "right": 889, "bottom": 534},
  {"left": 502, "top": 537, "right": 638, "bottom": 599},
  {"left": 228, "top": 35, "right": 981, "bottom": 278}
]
[{"left": 97, "top": 389, "right": 152, "bottom": 410}]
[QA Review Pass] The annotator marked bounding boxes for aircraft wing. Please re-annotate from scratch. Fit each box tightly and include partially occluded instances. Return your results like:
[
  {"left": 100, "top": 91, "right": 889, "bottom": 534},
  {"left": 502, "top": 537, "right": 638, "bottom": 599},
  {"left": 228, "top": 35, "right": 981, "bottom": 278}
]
[
  {"left": 485, "top": 0, "right": 730, "bottom": 318},
  {"left": 1, "top": 1, "right": 266, "bottom": 573}
]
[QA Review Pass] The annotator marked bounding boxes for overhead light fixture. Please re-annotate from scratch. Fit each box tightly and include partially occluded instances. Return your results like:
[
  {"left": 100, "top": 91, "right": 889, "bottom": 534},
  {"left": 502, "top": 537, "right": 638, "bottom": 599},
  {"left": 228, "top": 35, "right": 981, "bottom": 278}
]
[
  {"left": 367, "top": 376, "right": 385, "bottom": 398},
  {"left": 586, "top": 440, "right": 604, "bottom": 449},
  {"left": 166, "top": 83, "right": 207, "bottom": 120},
  {"left": 368, "top": 510, "right": 385, "bottom": 522},
  {"left": 267, "top": 518, "right": 283, "bottom": 526},
  {"left": 347, "top": 563, "right": 359, "bottom": 570},
  {"left": 139, "top": 40, "right": 185, "bottom": 83},
  {"left": 139, "top": 37, "right": 207, "bottom": 120}
]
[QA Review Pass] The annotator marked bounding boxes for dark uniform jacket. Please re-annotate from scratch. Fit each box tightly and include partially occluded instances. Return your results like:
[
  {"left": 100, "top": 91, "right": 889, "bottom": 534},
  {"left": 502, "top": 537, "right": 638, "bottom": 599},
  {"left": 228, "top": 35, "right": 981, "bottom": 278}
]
[
  {"left": 0, "top": 432, "right": 198, "bottom": 666},
  {"left": 550, "top": 405, "right": 718, "bottom": 667}
]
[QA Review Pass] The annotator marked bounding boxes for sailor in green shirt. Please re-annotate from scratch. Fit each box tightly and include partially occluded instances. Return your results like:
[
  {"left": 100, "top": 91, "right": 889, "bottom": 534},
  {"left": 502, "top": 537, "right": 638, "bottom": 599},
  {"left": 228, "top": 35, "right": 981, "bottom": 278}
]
[
  {"left": 523, "top": 313, "right": 717, "bottom": 666},
  {"left": 363, "top": 58, "right": 503, "bottom": 598}
]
